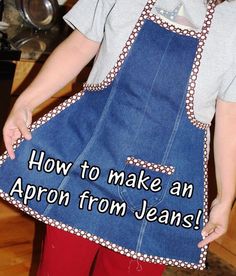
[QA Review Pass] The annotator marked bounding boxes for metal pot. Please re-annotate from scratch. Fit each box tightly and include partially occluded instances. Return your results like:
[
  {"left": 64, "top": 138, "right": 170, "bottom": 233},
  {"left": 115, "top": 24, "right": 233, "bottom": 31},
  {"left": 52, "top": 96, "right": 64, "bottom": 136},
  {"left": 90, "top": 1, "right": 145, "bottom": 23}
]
[{"left": 15, "top": 0, "right": 59, "bottom": 30}]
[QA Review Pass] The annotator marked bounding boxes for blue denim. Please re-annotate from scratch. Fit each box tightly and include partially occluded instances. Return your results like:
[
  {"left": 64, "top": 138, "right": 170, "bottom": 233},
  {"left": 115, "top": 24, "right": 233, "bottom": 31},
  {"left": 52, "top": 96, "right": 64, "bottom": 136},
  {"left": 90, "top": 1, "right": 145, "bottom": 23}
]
[{"left": 0, "top": 20, "right": 206, "bottom": 265}]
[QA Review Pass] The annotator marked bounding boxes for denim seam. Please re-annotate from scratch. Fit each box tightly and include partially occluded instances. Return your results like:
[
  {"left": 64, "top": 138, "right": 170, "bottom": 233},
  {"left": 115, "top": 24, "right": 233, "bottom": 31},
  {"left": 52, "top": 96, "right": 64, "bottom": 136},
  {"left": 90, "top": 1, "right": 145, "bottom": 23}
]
[
  {"left": 43, "top": 85, "right": 116, "bottom": 215},
  {"left": 136, "top": 220, "right": 148, "bottom": 252},
  {"left": 161, "top": 84, "right": 188, "bottom": 165},
  {"left": 118, "top": 33, "right": 175, "bottom": 211}
]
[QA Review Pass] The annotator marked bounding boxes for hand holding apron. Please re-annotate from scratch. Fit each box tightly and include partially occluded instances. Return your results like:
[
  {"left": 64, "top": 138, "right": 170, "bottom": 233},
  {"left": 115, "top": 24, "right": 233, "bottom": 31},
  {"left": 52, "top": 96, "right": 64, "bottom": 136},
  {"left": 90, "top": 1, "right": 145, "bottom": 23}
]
[{"left": 0, "top": 0, "right": 218, "bottom": 271}]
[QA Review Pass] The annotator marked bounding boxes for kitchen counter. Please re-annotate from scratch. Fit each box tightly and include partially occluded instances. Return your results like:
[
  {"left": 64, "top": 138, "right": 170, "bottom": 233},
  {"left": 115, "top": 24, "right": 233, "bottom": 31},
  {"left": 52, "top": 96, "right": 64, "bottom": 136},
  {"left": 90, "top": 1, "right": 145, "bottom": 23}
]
[{"left": 5, "top": 22, "right": 72, "bottom": 61}]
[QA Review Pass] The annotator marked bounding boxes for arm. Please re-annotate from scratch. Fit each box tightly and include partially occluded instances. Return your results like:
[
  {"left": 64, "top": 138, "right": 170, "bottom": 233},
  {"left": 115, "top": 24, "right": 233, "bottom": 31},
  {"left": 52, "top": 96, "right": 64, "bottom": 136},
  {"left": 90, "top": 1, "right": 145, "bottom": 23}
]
[
  {"left": 198, "top": 98, "right": 236, "bottom": 247},
  {"left": 3, "top": 30, "right": 100, "bottom": 160}
]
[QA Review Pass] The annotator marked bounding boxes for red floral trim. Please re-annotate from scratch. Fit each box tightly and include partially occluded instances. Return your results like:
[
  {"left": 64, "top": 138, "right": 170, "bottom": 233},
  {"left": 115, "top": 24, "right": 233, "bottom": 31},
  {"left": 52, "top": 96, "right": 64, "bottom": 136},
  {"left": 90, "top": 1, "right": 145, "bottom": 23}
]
[{"left": 126, "top": 156, "right": 175, "bottom": 175}]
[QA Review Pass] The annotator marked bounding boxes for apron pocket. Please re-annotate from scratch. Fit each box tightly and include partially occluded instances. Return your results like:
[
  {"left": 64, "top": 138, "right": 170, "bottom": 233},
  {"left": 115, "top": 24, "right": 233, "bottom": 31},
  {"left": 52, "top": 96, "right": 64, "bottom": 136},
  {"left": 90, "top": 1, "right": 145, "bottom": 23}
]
[
  {"left": 118, "top": 156, "right": 175, "bottom": 212},
  {"left": 126, "top": 156, "right": 175, "bottom": 175}
]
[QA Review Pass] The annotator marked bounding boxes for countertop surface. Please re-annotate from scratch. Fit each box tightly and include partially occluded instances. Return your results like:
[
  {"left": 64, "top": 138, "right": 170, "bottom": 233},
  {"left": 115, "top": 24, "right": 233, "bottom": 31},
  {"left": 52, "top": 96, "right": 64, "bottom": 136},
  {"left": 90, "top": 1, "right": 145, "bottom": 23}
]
[{"left": 5, "top": 22, "right": 72, "bottom": 62}]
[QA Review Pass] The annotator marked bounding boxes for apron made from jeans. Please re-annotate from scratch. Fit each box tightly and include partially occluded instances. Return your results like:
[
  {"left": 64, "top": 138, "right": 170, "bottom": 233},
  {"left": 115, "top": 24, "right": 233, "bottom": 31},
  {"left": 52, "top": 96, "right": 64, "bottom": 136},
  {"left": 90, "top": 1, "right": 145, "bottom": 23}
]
[{"left": 0, "top": 0, "right": 217, "bottom": 271}]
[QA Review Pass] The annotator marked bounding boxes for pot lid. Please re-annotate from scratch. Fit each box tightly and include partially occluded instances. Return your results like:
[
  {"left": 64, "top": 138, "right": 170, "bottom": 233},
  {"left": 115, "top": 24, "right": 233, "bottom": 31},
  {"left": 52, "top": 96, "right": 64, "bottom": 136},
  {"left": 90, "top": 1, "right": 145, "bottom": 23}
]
[{"left": 15, "top": 0, "right": 59, "bottom": 30}]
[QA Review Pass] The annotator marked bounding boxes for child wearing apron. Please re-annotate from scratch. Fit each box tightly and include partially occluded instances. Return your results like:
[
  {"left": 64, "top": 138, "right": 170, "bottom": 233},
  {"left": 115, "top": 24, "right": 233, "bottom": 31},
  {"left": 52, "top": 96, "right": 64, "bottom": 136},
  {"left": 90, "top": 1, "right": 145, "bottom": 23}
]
[{"left": 1, "top": 0, "right": 236, "bottom": 275}]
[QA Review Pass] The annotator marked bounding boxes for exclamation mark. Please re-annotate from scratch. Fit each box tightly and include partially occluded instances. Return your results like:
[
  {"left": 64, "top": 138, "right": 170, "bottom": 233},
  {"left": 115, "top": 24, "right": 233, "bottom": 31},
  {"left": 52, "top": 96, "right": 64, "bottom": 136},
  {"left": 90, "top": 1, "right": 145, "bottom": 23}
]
[{"left": 194, "top": 209, "right": 203, "bottom": 230}]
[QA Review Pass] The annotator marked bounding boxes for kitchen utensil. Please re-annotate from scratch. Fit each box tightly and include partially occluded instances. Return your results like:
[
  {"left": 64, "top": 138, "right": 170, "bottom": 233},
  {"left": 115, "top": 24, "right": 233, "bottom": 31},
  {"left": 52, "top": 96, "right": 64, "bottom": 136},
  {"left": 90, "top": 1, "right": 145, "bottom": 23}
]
[{"left": 15, "top": 0, "right": 59, "bottom": 30}]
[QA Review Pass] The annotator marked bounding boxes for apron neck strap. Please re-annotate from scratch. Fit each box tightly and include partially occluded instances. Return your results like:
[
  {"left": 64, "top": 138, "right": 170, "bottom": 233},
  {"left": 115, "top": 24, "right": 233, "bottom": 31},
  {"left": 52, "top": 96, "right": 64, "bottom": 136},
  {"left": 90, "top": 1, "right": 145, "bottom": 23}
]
[{"left": 200, "top": 0, "right": 218, "bottom": 42}]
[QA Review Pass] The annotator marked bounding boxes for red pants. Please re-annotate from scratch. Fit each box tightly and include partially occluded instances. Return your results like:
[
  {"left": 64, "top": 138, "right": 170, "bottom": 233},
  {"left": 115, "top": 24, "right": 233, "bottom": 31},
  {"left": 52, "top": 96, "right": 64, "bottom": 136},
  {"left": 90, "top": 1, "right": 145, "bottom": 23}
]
[{"left": 37, "top": 225, "right": 166, "bottom": 276}]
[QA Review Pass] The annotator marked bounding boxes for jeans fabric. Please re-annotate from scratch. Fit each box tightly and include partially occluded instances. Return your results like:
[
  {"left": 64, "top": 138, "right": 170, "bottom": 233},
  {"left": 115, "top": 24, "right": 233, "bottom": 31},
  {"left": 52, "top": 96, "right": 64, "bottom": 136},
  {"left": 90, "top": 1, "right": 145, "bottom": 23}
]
[
  {"left": 37, "top": 225, "right": 166, "bottom": 276},
  {"left": 0, "top": 20, "right": 206, "bottom": 265}
]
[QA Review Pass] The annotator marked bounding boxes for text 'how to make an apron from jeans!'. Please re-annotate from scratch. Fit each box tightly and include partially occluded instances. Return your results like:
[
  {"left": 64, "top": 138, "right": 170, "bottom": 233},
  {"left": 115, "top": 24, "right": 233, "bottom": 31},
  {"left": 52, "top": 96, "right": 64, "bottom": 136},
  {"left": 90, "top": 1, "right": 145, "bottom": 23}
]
[{"left": 0, "top": 0, "right": 217, "bottom": 271}]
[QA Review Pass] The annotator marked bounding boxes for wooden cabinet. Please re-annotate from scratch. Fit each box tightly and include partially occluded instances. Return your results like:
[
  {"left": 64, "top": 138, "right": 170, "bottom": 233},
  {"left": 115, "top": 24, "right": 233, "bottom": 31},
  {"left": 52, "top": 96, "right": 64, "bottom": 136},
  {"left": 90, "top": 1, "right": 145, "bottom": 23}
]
[{"left": 10, "top": 59, "right": 92, "bottom": 116}]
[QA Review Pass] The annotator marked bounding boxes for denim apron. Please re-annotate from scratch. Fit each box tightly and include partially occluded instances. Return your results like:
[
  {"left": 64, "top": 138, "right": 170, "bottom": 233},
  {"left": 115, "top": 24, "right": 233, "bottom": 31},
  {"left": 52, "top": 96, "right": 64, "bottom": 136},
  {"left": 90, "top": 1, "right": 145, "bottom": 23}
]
[{"left": 0, "top": 0, "right": 217, "bottom": 270}]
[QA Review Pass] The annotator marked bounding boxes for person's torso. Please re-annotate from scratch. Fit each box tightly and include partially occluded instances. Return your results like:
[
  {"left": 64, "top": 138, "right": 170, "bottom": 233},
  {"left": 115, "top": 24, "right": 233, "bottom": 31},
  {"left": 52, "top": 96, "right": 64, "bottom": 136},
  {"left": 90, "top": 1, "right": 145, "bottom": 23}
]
[{"left": 86, "top": 0, "right": 236, "bottom": 124}]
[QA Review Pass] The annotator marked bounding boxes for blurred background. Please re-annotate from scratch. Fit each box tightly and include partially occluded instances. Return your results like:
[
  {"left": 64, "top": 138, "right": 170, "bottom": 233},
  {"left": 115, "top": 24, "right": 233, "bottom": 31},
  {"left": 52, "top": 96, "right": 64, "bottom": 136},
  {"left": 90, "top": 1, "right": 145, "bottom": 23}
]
[{"left": 0, "top": 0, "right": 235, "bottom": 275}]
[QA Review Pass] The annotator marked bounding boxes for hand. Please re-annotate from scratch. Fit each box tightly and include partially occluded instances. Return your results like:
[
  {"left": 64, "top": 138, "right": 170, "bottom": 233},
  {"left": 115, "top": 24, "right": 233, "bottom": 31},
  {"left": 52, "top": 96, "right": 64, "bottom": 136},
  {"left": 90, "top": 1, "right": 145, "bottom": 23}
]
[
  {"left": 3, "top": 104, "right": 33, "bottom": 160},
  {"left": 197, "top": 197, "right": 232, "bottom": 248}
]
